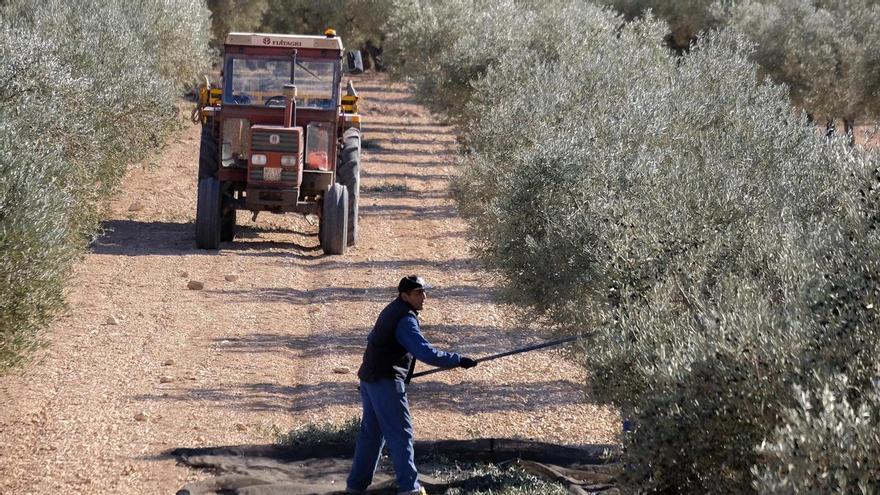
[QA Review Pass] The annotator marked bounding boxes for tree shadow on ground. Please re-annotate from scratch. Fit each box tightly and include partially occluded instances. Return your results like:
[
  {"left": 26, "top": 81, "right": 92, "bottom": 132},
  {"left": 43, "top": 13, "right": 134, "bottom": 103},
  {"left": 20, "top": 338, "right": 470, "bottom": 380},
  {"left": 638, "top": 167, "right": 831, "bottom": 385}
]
[
  {"left": 359, "top": 203, "right": 456, "bottom": 219},
  {"left": 362, "top": 159, "right": 449, "bottom": 169},
  {"left": 359, "top": 93, "right": 417, "bottom": 105},
  {"left": 204, "top": 284, "right": 497, "bottom": 305},
  {"left": 301, "top": 258, "right": 475, "bottom": 273},
  {"left": 206, "top": 324, "right": 530, "bottom": 359},
  {"left": 424, "top": 230, "right": 467, "bottom": 240},
  {"left": 368, "top": 137, "right": 456, "bottom": 147},
  {"left": 408, "top": 160, "right": 456, "bottom": 169},
  {"left": 364, "top": 154, "right": 450, "bottom": 166},
  {"left": 361, "top": 189, "right": 450, "bottom": 200},
  {"left": 134, "top": 378, "right": 589, "bottom": 415},
  {"left": 134, "top": 381, "right": 359, "bottom": 413},
  {"left": 222, "top": 239, "right": 321, "bottom": 257},
  {"left": 408, "top": 379, "right": 592, "bottom": 414},
  {"left": 361, "top": 119, "right": 449, "bottom": 128},
  {"left": 362, "top": 172, "right": 449, "bottom": 183},
  {"left": 362, "top": 146, "right": 435, "bottom": 157},
  {"left": 363, "top": 126, "right": 453, "bottom": 135},
  {"left": 90, "top": 219, "right": 194, "bottom": 256},
  {"left": 209, "top": 332, "right": 367, "bottom": 358}
]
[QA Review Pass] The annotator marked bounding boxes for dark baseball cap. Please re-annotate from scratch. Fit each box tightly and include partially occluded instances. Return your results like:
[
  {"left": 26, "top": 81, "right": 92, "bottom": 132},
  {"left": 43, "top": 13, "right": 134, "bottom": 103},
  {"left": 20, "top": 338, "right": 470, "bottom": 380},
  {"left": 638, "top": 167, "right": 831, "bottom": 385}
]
[{"left": 398, "top": 275, "right": 432, "bottom": 293}]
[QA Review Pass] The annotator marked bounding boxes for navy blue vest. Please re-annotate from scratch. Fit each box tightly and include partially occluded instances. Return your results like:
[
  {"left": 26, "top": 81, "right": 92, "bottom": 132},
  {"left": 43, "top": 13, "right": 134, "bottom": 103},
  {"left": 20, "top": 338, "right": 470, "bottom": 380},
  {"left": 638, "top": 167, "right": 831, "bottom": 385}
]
[{"left": 357, "top": 297, "right": 417, "bottom": 382}]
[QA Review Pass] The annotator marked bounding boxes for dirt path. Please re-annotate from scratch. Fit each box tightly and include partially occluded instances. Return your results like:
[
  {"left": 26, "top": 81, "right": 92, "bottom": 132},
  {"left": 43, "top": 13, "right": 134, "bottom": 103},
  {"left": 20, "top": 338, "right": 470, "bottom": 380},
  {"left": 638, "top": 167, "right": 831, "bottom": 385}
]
[{"left": 0, "top": 72, "right": 618, "bottom": 494}]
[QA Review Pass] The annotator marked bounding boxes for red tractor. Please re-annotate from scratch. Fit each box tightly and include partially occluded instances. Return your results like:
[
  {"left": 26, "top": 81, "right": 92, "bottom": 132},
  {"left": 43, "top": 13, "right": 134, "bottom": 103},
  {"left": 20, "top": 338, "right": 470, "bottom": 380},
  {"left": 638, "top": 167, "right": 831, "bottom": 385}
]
[{"left": 192, "top": 29, "right": 362, "bottom": 254}]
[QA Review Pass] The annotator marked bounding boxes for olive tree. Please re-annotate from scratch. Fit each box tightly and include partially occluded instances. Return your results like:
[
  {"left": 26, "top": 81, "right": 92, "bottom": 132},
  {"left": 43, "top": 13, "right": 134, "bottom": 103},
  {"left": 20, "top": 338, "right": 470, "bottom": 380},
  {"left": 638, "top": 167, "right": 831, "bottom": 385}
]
[
  {"left": 717, "top": 0, "right": 880, "bottom": 140},
  {"left": 0, "top": 0, "right": 212, "bottom": 371},
  {"left": 384, "top": 0, "right": 567, "bottom": 120}
]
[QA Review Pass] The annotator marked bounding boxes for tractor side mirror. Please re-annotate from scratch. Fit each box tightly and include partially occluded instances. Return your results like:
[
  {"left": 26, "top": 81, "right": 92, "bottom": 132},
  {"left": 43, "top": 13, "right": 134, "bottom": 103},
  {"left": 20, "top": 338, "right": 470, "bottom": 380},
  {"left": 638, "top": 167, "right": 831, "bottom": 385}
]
[{"left": 346, "top": 50, "right": 364, "bottom": 74}]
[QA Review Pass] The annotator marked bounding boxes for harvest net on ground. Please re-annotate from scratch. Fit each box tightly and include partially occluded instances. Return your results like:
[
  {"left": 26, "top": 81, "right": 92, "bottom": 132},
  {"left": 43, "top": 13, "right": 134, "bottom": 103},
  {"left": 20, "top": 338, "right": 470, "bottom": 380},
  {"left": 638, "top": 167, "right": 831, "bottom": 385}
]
[{"left": 172, "top": 438, "right": 619, "bottom": 495}]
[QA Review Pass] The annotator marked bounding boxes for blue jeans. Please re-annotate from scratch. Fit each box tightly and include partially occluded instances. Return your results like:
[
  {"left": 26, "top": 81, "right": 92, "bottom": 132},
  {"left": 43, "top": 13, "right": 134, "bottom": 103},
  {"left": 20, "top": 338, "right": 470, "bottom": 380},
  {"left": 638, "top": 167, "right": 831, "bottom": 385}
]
[{"left": 347, "top": 378, "right": 420, "bottom": 493}]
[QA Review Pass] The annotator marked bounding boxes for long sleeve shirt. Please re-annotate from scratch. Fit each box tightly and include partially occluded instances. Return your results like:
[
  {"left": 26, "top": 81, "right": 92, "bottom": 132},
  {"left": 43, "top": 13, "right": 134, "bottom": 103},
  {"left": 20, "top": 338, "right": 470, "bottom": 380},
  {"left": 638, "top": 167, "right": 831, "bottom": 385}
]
[{"left": 394, "top": 314, "right": 461, "bottom": 369}]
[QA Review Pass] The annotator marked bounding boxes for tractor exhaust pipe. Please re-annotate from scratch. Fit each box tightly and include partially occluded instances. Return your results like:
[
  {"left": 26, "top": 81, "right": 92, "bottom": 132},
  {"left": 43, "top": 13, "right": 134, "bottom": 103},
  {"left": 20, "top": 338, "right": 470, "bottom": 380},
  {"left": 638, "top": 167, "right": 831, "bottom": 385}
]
[{"left": 283, "top": 83, "right": 297, "bottom": 128}]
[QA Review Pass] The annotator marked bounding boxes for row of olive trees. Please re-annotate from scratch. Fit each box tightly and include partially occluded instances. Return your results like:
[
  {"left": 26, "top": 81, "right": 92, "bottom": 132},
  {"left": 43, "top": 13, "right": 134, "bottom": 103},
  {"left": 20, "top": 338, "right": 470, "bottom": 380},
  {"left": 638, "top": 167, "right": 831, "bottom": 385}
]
[
  {"left": 598, "top": 0, "right": 880, "bottom": 135},
  {"left": 206, "top": 0, "right": 268, "bottom": 49},
  {"left": 382, "top": 1, "right": 880, "bottom": 492},
  {"left": 721, "top": 0, "right": 880, "bottom": 136},
  {"left": 0, "top": 0, "right": 212, "bottom": 370}
]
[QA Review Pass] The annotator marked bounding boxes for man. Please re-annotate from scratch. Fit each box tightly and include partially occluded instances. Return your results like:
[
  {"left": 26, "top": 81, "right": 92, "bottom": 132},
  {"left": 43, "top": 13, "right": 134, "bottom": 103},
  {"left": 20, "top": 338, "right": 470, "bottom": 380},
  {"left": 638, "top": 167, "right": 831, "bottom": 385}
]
[{"left": 346, "top": 275, "right": 478, "bottom": 495}]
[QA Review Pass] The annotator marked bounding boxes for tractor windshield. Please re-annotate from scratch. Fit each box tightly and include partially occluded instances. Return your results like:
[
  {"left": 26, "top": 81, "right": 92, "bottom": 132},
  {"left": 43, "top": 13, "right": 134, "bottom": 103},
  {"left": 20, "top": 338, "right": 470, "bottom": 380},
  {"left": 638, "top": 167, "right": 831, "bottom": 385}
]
[{"left": 223, "top": 56, "right": 338, "bottom": 110}]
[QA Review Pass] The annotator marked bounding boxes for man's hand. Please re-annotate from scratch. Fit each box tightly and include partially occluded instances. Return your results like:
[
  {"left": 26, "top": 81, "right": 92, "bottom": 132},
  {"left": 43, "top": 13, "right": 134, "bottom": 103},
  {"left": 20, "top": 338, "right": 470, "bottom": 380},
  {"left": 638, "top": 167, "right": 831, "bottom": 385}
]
[{"left": 459, "top": 357, "right": 478, "bottom": 369}]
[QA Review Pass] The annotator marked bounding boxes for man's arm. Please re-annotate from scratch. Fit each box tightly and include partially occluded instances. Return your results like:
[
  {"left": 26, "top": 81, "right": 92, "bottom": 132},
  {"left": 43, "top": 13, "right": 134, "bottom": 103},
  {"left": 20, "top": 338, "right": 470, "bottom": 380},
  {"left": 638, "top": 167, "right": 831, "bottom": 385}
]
[{"left": 395, "top": 315, "right": 461, "bottom": 368}]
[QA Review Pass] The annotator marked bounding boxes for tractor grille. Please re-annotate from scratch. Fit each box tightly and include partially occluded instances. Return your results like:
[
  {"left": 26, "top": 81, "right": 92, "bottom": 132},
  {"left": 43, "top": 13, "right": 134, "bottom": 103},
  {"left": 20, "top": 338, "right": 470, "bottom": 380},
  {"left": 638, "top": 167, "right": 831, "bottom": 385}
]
[
  {"left": 249, "top": 167, "right": 299, "bottom": 183},
  {"left": 252, "top": 131, "right": 299, "bottom": 152}
]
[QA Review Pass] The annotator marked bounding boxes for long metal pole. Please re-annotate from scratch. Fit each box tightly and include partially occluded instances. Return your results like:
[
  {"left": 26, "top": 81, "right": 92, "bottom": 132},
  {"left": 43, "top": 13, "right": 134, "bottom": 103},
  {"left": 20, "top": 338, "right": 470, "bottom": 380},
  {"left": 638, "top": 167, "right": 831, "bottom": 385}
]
[{"left": 410, "top": 335, "right": 579, "bottom": 379}]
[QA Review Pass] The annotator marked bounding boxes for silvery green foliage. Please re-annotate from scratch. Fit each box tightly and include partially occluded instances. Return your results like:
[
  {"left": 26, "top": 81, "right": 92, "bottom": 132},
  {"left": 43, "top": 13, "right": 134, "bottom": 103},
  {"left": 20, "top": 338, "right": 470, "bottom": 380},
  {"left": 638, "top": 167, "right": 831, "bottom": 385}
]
[
  {"left": 0, "top": 21, "right": 104, "bottom": 371},
  {"left": 754, "top": 377, "right": 880, "bottom": 494},
  {"left": 595, "top": 0, "right": 880, "bottom": 122},
  {"left": 0, "top": 0, "right": 212, "bottom": 370},
  {"left": 384, "top": 0, "right": 549, "bottom": 119},
  {"left": 0, "top": 116, "right": 76, "bottom": 369},
  {"left": 128, "top": 0, "right": 214, "bottom": 89},
  {"left": 383, "top": 0, "right": 880, "bottom": 491},
  {"left": 207, "top": 0, "right": 269, "bottom": 48},
  {"left": 717, "top": 0, "right": 880, "bottom": 123}
]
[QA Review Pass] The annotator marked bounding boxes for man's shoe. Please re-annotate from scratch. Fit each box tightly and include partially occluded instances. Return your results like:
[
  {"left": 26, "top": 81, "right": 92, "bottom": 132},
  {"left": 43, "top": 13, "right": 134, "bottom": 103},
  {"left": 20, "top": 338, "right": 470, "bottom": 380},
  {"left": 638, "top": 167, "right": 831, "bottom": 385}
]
[{"left": 398, "top": 488, "right": 427, "bottom": 495}]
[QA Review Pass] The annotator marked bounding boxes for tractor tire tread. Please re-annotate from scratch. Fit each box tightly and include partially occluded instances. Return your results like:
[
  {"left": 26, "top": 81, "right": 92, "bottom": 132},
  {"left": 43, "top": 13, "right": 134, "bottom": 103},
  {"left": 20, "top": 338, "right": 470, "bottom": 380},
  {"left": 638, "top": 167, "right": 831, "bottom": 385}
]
[
  {"left": 196, "top": 177, "right": 221, "bottom": 249},
  {"left": 198, "top": 117, "right": 219, "bottom": 181},
  {"left": 337, "top": 128, "right": 360, "bottom": 246}
]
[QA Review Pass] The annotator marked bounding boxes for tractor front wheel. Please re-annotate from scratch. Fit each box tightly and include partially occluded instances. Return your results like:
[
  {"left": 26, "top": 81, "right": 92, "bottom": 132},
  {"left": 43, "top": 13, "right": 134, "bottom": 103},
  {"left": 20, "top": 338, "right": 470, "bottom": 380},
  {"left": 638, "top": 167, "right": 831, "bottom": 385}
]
[
  {"left": 337, "top": 127, "right": 361, "bottom": 246},
  {"left": 319, "top": 183, "right": 348, "bottom": 255},
  {"left": 196, "top": 177, "right": 221, "bottom": 249},
  {"left": 198, "top": 117, "right": 219, "bottom": 181}
]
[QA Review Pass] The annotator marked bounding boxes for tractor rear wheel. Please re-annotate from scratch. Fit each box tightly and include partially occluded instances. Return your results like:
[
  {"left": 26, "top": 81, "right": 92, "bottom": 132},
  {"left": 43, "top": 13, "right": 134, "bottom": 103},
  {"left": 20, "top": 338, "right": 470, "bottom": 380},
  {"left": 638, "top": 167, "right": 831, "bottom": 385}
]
[
  {"left": 319, "top": 183, "right": 348, "bottom": 255},
  {"left": 196, "top": 177, "right": 221, "bottom": 249},
  {"left": 198, "top": 117, "right": 219, "bottom": 181},
  {"left": 337, "top": 128, "right": 360, "bottom": 246}
]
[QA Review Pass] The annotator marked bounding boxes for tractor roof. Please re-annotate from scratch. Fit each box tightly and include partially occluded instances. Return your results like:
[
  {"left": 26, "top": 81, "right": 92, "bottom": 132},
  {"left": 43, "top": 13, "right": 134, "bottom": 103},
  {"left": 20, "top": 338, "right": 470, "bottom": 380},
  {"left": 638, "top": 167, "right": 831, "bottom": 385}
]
[{"left": 225, "top": 32, "right": 343, "bottom": 51}]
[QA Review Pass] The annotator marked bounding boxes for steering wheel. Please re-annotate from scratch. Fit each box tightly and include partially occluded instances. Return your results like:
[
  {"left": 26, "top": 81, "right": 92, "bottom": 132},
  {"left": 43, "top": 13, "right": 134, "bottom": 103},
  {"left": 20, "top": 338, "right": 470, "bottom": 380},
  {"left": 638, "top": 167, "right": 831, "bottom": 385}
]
[
  {"left": 231, "top": 93, "right": 252, "bottom": 105},
  {"left": 264, "top": 95, "right": 286, "bottom": 106}
]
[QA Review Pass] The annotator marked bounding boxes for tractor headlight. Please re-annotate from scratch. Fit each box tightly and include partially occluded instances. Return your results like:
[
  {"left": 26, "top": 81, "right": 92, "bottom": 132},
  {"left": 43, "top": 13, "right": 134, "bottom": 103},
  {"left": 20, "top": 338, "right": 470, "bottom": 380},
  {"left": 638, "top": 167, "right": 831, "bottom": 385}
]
[
  {"left": 280, "top": 155, "right": 297, "bottom": 166},
  {"left": 251, "top": 154, "right": 267, "bottom": 165}
]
